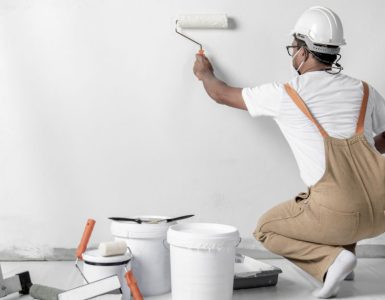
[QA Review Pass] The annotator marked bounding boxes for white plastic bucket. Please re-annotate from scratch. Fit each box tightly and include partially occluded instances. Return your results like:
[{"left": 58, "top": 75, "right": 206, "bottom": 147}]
[
  {"left": 110, "top": 216, "right": 175, "bottom": 296},
  {"left": 82, "top": 249, "right": 132, "bottom": 300},
  {"left": 167, "top": 223, "right": 240, "bottom": 300}
]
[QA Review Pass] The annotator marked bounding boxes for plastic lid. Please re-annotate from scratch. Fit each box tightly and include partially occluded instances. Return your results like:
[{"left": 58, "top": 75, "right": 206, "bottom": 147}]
[
  {"left": 82, "top": 249, "right": 132, "bottom": 264},
  {"left": 110, "top": 216, "right": 176, "bottom": 239},
  {"left": 167, "top": 223, "right": 240, "bottom": 250}
]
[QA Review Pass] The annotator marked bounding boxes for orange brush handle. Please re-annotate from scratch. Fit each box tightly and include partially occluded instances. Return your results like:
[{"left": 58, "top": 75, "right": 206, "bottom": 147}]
[
  {"left": 76, "top": 219, "right": 96, "bottom": 259},
  {"left": 125, "top": 271, "right": 143, "bottom": 300}
]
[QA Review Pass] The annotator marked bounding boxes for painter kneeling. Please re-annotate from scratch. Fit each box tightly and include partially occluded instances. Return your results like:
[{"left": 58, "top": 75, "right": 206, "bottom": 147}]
[{"left": 193, "top": 6, "right": 385, "bottom": 299}]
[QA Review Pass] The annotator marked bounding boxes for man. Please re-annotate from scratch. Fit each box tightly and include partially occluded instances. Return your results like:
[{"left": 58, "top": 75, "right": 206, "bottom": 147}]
[{"left": 193, "top": 6, "right": 385, "bottom": 299}]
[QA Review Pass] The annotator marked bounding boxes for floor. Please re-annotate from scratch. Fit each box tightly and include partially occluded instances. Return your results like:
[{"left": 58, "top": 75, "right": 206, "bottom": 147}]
[{"left": 1, "top": 258, "right": 385, "bottom": 299}]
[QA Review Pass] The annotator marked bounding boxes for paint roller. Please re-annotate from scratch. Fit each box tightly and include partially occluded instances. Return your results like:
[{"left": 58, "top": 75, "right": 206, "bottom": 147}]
[
  {"left": 28, "top": 219, "right": 123, "bottom": 300},
  {"left": 175, "top": 14, "right": 229, "bottom": 55}
]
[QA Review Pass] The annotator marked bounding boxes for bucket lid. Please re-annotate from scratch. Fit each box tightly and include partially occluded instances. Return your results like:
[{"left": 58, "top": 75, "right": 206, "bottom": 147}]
[
  {"left": 82, "top": 249, "right": 132, "bottom": 264},
  {"left": 167, "top": 223, "right": 240, "bottom": 250},
  {"left": 110, "top": 216, "right": 176, "bottom": 239}
]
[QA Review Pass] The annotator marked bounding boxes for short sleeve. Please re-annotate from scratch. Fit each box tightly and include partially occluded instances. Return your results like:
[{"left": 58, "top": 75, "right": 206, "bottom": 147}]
[
  {"left": 242, "top": 82, "right": 282, "bottom": 118},
  {"left": 370, "top": 86, "right": 385, "bottom": 135}
]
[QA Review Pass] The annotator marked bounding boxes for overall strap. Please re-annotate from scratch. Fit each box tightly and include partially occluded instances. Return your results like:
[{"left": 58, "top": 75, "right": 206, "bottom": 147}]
[
  {"left": 355, "top": 81, "right": 369, "bottom": 135},
  {"left": 284, "top": 83, "right": 329, "bottom": 138}
]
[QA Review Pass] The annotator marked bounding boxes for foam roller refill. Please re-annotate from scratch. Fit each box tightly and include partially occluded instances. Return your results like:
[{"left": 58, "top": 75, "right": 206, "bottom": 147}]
[
  {"left": 176, "top": 14, "right": 228, "bottom": 29},
  {"left": 99, "top": 240, "right": 127, "bottom": 257}
]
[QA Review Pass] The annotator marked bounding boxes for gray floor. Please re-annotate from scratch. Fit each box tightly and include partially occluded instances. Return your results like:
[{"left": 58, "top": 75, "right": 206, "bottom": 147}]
[{"left": 1, "top": 258, "right": 385, "bottom": 299}]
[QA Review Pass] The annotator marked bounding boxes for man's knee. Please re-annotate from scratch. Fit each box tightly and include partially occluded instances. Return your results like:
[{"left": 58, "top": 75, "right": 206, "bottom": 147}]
[
  {"left": 253, "top": 199, "right": 296, "bottom": 242},
  {"left": 253, "top": 216, "right": 268, "bottom": 242}
]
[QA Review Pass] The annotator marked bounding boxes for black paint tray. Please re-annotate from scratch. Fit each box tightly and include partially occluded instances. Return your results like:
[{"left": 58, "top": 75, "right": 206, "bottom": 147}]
[{"left": 234, "top": 254, "right": 282, "bottom": 290}]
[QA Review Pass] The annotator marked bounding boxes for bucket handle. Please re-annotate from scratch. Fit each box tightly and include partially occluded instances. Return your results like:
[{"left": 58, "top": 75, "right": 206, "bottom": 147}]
[
  {"left": 126, "top": 245, "right": 133, "bottom": 257},
  {"left": 162, "top": 239, "right": 170, "bottom": 250}
]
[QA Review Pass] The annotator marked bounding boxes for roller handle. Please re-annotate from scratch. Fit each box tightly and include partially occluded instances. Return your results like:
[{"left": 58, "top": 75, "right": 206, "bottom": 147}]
[
  {"left": 198, "top": 49, "right": 205, "bottom": 56},
  {"left": 76, "top": 219, "right": 96, "bottom": 259},
  {"left": 125, "top": 271, "right": 143, "bottom": 300}
]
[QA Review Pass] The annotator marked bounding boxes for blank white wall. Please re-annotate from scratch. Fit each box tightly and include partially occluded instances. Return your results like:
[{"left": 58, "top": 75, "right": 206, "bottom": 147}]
[{"left": 1, "top": 0, "right": 384, "bottom": 257}]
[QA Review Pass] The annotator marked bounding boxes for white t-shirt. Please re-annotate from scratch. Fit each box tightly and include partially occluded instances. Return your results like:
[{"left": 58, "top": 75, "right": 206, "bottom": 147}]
[{"left": 242, "top": 71, "right": 385, "bottom": 187}]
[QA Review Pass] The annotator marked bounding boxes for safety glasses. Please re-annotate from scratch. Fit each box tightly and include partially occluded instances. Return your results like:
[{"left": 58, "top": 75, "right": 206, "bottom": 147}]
[{"left": 286, "top": 45, "right": 300, "bottom": 56}]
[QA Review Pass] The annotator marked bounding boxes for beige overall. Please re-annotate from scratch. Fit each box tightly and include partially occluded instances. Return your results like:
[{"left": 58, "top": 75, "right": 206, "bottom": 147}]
[{"left": 254, "top": 81, "right": 385, "bottom": 282}]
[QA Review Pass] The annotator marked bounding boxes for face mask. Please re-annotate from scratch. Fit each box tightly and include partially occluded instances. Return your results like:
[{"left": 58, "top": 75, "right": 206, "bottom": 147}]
[{"left": 290, "top": 47, "right": 305, "bottom": 76}]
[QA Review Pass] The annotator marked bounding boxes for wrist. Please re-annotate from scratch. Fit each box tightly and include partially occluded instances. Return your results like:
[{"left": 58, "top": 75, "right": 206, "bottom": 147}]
[{"left": 199, "top": 70, "right": 214, "bottom": 81}]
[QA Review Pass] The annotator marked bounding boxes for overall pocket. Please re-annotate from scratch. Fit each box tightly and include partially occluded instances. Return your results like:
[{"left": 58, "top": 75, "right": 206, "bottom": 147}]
[
  {"left": 295, "top": 190, "right": 310, "bottom": 203},
  {"left": 317, "top": 203, "right": 360, "bottom": 245}
]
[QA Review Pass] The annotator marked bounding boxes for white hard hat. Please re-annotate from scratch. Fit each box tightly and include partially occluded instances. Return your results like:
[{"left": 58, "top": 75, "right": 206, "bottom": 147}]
[{"left": 291, "top": 6, "right": 346, "bottom": 55}]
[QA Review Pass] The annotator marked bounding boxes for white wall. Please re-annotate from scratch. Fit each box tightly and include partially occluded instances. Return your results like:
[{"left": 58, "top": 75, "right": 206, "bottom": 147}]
[{"left": 1, "top": 0, "right": 385, "bottom": 258}]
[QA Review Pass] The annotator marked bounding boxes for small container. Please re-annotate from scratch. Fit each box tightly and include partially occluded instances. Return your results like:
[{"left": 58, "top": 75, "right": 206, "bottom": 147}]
[{"left": 82, "top": 249, "right": 132, "bottom": 300}]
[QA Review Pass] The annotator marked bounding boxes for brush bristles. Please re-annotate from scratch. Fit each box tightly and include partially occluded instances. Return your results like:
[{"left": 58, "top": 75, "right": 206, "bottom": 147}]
[{"left": 176, "top": 14, "right": 228, "bottom": 29}]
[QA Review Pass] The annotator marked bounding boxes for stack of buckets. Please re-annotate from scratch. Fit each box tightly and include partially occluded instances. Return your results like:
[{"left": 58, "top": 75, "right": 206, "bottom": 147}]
[{"left": 110, "top": 216, "right": 240, "bottom": 300}]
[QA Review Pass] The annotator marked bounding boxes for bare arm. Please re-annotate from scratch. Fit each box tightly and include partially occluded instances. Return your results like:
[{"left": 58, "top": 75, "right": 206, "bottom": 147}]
[
  {"left": 193, "top": 54, "right": 246, "bottom": 110},
  {"left": 374, "top": 131, "right": 385, "bottom": 154}
]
